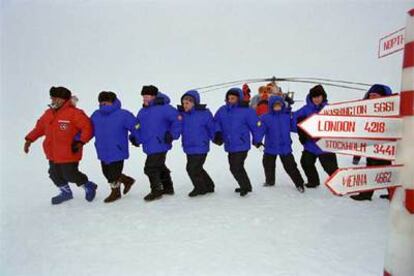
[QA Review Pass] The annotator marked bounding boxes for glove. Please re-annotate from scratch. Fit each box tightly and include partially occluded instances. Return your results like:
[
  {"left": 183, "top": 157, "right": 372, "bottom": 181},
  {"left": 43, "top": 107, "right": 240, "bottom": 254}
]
[
  {"left": 71, "top": 141, "right": 84, "bottom": 153},
  {"left": 352, "top": 156, "right": 361, "bottom": 165},
  {"left": 129, "top": 135, "right": 140, "bottom": 147},
  {"left": 254, "top": 142, "right": 264, "bottom": 149},
  {"left": 24, "top": 140, "right": 32, "bottom": 154},
  {"left": 164, "top": 131, "right": 173, "bottom": 144},
  {"left": 213, "top": 132, "right": 224, "bottom": 146}
]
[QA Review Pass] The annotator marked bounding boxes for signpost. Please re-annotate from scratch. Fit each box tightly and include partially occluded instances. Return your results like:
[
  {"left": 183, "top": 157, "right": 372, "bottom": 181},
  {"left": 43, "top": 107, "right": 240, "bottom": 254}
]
[
  {"left": 298, "top": 114, "right": 402, "bottom": 139},
  {"left": 316, "top": 138, "right": 397, "bottom": 161},
  {"left": 378, "top": 28, "right": 405, "bottom": 58},
  {"left": 324, "top": 165, "right": 402, "bottom": 196}
]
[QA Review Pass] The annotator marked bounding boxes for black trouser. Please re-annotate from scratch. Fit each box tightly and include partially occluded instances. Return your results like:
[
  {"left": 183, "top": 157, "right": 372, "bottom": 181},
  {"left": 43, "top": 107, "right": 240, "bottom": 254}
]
[
  {"left": 263, "top": 153, "right": 304, "bottom": 187},
  {"left": 144, "top": 152, "right": 173, "bottom": 191},
  {"left": 48, "top": 161, "right": 88, "bottom": 188},
  {"left": 358, "top": 158, "right": 392, "bottom": 198},
  {"left": 300, "top": 151, "right": 338, "bottom": 186},
  {"left": 101, "top": 160, "right": 124, "bottom": 183},
  {"left": 228, "top": 151, "right": 252, "bottom": 191},
  {"left": 186, "top": 154, "right": 215, "bottom": 192}
]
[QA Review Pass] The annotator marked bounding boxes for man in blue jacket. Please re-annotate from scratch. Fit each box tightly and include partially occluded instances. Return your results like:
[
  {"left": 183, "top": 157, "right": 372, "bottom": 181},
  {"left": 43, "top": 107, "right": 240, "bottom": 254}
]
[
  {"left": 351, "top": 84, "right": 393, "bottom": 201},
  {"left": 132, "top": 85, "right": 181, "bottom": 201},
  {"left": 178, "top": 90, "right": 216, "bottom": 197},
  {"left": 258, "top": 95, "right": 305, "bottom": 193},
  {"left": 91, "top": 91, "right": 137, "bottom": 203},
  {"left": 213, "top": 87, "right": 262, "bottom": 196},
  {"left": 294, "top": 85, "right": 338, "bottom": 188}
]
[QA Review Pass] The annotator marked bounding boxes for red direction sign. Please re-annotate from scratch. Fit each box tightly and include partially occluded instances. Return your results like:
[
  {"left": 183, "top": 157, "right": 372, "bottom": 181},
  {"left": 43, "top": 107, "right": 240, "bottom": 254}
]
[
  {"left": 316, "top": 138, "right": 397, "bottom": 160},
  {"left": 298, "top": 115, "right": 402, "bottom": 140},
  {"left": 325, "top": 165, "right": 403, "bottom": 196},
  {"left": 320, "top": 94, "right": 400, "bottom": 117}
]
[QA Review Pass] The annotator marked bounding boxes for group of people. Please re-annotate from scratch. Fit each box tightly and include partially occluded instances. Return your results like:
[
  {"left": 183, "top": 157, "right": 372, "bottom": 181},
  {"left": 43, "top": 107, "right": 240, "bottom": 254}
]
[{"left": 24, "top": 82, "right": 393, "bottom": 204}]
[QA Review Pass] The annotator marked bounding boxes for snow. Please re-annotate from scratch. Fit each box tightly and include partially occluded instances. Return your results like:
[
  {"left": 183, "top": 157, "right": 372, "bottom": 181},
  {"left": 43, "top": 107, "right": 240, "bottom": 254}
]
[{"left": 1, "top": 1, "right": 413, "bottom": 275}]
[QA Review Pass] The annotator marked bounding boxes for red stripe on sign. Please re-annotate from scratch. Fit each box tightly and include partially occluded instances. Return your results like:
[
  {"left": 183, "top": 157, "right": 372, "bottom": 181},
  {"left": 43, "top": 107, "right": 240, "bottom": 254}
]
[
  {"left": 409, "top": 9, "right": 414, "bottom": 16},
  {"left": 400, "top": 91, "right": 414, "bottom": 116},
  {"left": 403, "top": 42, "right": 414, "bottom": 68}
]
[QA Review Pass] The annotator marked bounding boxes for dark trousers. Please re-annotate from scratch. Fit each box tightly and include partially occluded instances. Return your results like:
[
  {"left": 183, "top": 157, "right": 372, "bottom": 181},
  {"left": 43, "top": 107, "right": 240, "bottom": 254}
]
[
  {"left": 48, "top": 161, "right": 88, "bottom": 187},
  {"left": 263, "top": 153, "right": 304, "bottom": 187},
  {"left": 358, "top": 158, "right": 392, "bottom": 198},
  {"left": 300, "top": 151, "right": 338, "bottom": 186},
  {"left": 228, "top": 151, "right": 252, "bottom": 191},
  {"left": 101, "top": 160, "right": 124, "bottom": 183},
  {"left": 186, "top": 154, "right": 215, "bottom": 192},
  {"left": 144, "top": 152, "right": 173, "bottom": 191}
]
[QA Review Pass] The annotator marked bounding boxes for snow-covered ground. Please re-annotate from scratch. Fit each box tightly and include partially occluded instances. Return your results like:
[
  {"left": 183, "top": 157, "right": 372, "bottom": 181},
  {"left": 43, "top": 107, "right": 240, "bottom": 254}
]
[{"left": 1, "top": 1, "right": 412, "bottom": 275}]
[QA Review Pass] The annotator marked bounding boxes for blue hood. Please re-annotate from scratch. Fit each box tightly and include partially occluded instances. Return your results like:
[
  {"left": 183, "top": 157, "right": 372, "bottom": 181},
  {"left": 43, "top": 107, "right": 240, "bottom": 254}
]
[
  {"left": 181, "top": 90, "right": 201, "bottom": 105},
  {"left": 99, "top": 98, "right": 122, "bottom": 114},
  {"left": 305, "top": 93, "right": 328, "bottom": 110},
  {"left": 364, "top": 84, "right": 392, "bottom": 99},
  {"left": 225, "top": 88, "right": 244, "bottom": 105},
  {"left": 149, "top": 91, "right": 171, "bottom": 106},
  {"left": 268, "top": 95, "right": 286, "bottom": 113}
]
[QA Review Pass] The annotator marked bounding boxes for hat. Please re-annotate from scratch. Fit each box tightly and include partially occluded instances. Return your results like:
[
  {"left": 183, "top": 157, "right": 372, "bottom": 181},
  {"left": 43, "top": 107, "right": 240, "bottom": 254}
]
[
  {"left": 309, "top": 85, "right": 326, "bottom": 99},
  {"left": 141, "top": 85, "right": 159, "bottom": 96},
  {"left": 50, "top": 86, "right": 72, "bottom": 100},
  {"left": 98, "top": 91, "right": 117, "bottom": 103},
  {"left": 367, "top": 84, "right": 390, "bottom": 97},
  {"left": 226, "top": 88, "right": 241, "bottom": 98}
]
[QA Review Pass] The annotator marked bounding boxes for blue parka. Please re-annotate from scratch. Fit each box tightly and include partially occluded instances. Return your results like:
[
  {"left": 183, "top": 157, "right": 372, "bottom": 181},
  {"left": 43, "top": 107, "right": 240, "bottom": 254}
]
[
  {"left": 214, "top": 88, "right": 262, "bottom": 153},
  {"left": 178, "top": 90, "right": 215, "bottom": 155},
  {"left": 258, "top": 96, "right": 296, "bottom": 156},
  {"left": 293, "top": 92, "right": 328, "bottom": 155},
  {"left": 133, "top": 92, "right": 181, "bottom": 155},
  {"left": 91, "top": 98, "right": 136, "bottom": 164}
]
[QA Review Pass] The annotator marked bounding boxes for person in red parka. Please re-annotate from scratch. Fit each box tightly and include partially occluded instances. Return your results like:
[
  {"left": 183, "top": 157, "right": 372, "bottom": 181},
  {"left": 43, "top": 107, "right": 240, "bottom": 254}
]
[{"left": 24, "top": 86, "right": 97, "bottom": 204}]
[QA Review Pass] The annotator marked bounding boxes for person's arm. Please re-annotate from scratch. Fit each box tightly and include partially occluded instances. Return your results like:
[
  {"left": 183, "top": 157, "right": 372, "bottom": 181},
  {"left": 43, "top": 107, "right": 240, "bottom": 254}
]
[
  {"left": 246, "top": 109, "right": 262, "bottom": 145},
  {"left": 24, "top": 112, "right": 47, "bottom": 153},
  {"left": 165, "top": 105, "right": 181, "bottom": 143}
]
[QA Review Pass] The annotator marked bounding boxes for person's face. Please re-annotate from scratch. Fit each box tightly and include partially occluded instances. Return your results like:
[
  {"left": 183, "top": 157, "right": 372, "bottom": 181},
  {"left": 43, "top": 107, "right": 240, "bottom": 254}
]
[
  {"left": 183, "top": 99, "right": 195, "bottom": 112},
  {"left": 143, "top": 95, "right": 156, "bottom": 106},
  {"left": 312, "top": 95, "right": 323, "bottom": 106},
  {"left": 50, "top": 97, "right": 66, "bottom": 109},
  {"left": 368, "top": 92, "right": 382, "bottom": 99},
  {"left": 100, "top": 101, "right": 113, "bottom": 106},
  {"left": 227, "top": 95, "right": 239, "bottom": 105},
  {"left": 273, "top": 102, "right": 282, "bottom": 111}
]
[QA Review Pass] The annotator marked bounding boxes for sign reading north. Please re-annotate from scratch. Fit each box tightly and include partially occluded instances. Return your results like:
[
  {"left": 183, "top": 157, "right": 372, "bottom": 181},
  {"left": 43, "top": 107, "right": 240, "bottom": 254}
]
[
  {"left": 325, "top": 165, "right": 402, "bottom": 196},
  {"left": 320, "top": 94, "right": 400, "bottom": 117},
  {"left": 298, "top": 115, "right": 403, "bottom": 139},
  {"left": 316, "top": 138, "right": 397, "bottom": 160}
]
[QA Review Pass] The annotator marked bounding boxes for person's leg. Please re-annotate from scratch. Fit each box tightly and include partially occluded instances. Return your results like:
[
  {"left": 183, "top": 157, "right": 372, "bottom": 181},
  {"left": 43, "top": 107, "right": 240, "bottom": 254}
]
[
  {"left": 319, "top": 153, "right": 338, "bottom": 176},
  {"left": 199, "top": 154, "right": 215, "bottom": 193},
  {"left": 280, "top": 154, "right": 305, "bottom": 192},
  {"left": 228, "top": 151, "right": 252, "bottom": 196},
  {"left": 60, "top": 162, "right": 97, "bottom": 202},
  {"left": 300, "top": 151, "right": 320, "bottom": 188},
  {"left": 143, "top": 153, "right": 165, "bottom": 201},
  {"left": 186, "top": 154, "right": 208, "bottom": 197},
  {"left": 158, "top": 152, "right": 174, "bottom": 195},
  {"left": 102, "top": 161, "right": 124, "bottom": 203},
  {"left": 262, "top": 153, "right": 277, "bottom": 186},
  {"left": 48, "top": 161, "right": 73, "bottom": 204},
  {"left": 118, "top": 161, "right": 135, "bottom": 195}
]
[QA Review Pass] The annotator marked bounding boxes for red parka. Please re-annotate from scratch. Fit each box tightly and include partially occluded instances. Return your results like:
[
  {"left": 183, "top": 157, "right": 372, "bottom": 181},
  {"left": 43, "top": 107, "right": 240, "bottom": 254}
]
[{"left": 25, "top": 100, "right": 93, "bottom": 163}]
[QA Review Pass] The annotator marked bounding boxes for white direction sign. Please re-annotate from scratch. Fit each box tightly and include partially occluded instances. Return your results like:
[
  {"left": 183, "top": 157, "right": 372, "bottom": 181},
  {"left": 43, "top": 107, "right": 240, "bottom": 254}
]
[
  {"left": 378, "top": 28, "right": 405, "bottom": 58},
  {"left": 316, "top": 138, "right": 397, "bottom": 161},
  {"left": 298, "top": 115, "right": 403, "bottom": 139},
  {"left": 325, "top": 165, "right": 402, "bottom": 196},
  {"left": 320, "top": 94, "right": 400, "bottom": 117}
]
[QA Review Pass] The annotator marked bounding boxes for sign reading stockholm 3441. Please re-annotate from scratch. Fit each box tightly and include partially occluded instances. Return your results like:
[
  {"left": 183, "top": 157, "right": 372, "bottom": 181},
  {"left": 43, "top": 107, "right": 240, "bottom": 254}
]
[
  {"left": 298, "top": 115, "right": 403, "bottom": 139},
  {"left": 320, "top": 94, "right": 400, "bottom": 117}
]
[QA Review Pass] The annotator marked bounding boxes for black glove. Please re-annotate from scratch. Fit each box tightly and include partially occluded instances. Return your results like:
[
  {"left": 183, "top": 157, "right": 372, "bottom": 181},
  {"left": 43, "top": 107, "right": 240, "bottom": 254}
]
[
  {"left": 129, "top": 135, "right": 140, "bottom": 147},
  {"left": 71, "top": 141, "right": 84, "bottom": 153},
  {"left": 24, "top": 139, "right": 32, "bottom": 154},
  {"left": 352, "top": 156, "right": 361, "bottom": 165},
  {"left": 164, "top": 131, "right": 173, "bottom": 144},
  {"left": 213, "top": 132, "right": 224, "bottom": 146},
  {"left": 254, "top": 142, "right": 264, "bottom": 149}
]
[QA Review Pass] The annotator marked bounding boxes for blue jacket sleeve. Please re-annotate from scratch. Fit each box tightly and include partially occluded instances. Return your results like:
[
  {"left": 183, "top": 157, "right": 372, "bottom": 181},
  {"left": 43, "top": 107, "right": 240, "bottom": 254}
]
[
  {"left": 205, "top": 110, "right": 216, "bottom": 140},
  {"left": 165, "top": 105, "right": 181, "bottom": 140},
  {"left": 246, "top": 108, "right": 262, "bottom": 144},
  {"left": 256, "top": 116, "right": 266, "bottom": 143},
  {"left": 123, "top": 110, "right": 138, "bottom": 133},
  {"left": 213, "top": 107, "right": 223, "bottom": 134}
]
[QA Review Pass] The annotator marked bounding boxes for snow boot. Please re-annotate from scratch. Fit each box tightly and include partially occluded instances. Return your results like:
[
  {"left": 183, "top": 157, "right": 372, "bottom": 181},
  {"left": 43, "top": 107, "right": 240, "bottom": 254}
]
[
  {"left": 51, "top": 185, "right": 73, "bottom": 205},
  {"left": 162, "top": 179, "right": 175, "bottom": 195},
  {"left": 305, "top": 183, "right": 319, "bottom": 188},
  {"left": 188, "top": 188, "right": 207, "bottom": 197},
  {"left": 234, "top": 187, "right": 252, "bottom": 193},
  {"left": 144, "top": 189, "right": 163, "bottom": 201},
  {"left": 239, "top": 189, "right": 250, "bottom": 197},
  {"left": 119, "top": 174, "right": 135, "bottom": 195},
  {"left": 104, "top": 182, "right": 121, "bottom": 203},
  {"left": 263, "top": 182, "right": 275, "bottom": 187},
  {"left": 83, "top": 181, "right": 98, "bottom": 202},
  {"left": 296, "top": 184, "right": 305, "bottom": 193},
  {"left": 350, "top": 193, "right": 372, "bottom": 201}
]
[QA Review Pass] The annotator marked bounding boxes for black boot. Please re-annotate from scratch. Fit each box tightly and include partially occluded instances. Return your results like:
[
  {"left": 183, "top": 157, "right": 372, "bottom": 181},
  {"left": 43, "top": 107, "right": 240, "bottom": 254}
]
[
  {"left": 263, "top": 182, "right": 275, "bottom": 187},
  {"left": 119, "top": 174, "right": 135, "bottom": 195},
  {"left": 295, "top": 184, "right": 305, "bottom": 193},
  {"left": 162, "top": 179, "right": 175, "bottom": 195},
  {"left": 350, "top": 193, "right": 372, "bottom": 201},
  {"left": 305, "top": 183, "right": 319, "bottom": 188},
  {"left": 144, "top": 189, "right": 163, "bottom": 201},
  {"left": 188, "top": 188, "right": 206, "bottom": 197},
  {"left": 234, "top": 187, "right": 252, "bottom": 193},
  {"left": 239, "top": 189, "right": 250, "bottom": 197},
  {"left": 104, "top": 187, "right": 121, "bottom": 203}
]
